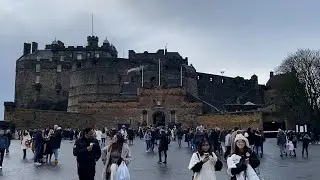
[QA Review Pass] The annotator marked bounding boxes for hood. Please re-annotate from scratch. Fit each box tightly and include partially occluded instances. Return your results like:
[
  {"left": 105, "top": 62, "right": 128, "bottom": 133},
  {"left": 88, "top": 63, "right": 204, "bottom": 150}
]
[{"left": 234, "top": 134, "right": 250, "bottom": 148}]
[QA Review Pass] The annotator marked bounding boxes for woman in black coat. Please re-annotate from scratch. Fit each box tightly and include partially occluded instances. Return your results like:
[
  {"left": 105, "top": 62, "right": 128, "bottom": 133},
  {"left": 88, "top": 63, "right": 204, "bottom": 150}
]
[{"left": 158, "top": 129, "right": 170, "bottom": 164}]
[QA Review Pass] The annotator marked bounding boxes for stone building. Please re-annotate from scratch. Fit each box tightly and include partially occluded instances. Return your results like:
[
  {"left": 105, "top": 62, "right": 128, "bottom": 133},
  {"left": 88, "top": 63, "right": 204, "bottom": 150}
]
[
  {"left": 4, "top": 35, "right": 265, "bottom": 129},
  {"left": 263, "top": 71, "right": 310, "bottom": 131}
]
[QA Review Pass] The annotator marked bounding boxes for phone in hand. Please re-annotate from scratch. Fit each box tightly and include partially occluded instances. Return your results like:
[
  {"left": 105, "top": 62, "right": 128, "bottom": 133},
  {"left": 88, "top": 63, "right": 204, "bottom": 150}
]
[{"left": 204, "top": 153, "right": 209, "bottom": 157}]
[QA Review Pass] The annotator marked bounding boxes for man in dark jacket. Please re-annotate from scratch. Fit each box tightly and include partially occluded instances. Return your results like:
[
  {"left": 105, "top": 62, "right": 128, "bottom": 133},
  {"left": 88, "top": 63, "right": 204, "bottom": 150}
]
[
  {"left": 73, "top": 127, "right": 101, "bottom": 180},
  {"left": 52, "top": 126, "right": 62, "bottom": 164},
  {"left": 5, "top": 129, "right": 12, "bottom": 154},
  {"left": 34, "top": 130, "right": 43, "bottom": 165},
  {"left": 0, "top": 129, "right": 9, "bottom": 169}
]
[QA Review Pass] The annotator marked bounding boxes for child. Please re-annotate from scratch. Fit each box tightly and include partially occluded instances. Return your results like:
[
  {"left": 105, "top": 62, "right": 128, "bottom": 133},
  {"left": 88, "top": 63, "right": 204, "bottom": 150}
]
[
  {"left": 0, "top": 129, "right": 9, "bottom": 169},
  {"left": 287, "top": 140, "right": 295, "bottom": 156},
  {"left": 21, "top": 130, "right": 32, "bottom": 159}
]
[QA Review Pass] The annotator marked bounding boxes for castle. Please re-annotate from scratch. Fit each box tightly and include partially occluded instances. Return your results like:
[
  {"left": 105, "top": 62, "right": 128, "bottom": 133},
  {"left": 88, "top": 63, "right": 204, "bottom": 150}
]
[{"left": 4, "top": 36, "right": 266, "bottom": 129}]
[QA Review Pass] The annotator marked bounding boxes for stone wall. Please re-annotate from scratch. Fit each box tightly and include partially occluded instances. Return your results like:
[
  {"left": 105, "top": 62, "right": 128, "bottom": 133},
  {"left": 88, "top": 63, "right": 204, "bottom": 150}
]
[
  {"left": 196, "top": 112, "right": 263, "bottom": 130},
  {"left": 5, "top": 108, "right": 95, "bottom": 129},
  {"left": 197, "top": 72, "right": 264, "bottom": 111},
  {"left": 15, "top": 58, "right": 70, "bottom": 110}
]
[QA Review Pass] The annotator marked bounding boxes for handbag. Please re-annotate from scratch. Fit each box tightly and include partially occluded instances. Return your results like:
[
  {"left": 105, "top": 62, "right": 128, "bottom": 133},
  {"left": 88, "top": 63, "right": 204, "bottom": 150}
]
[{"left": 215, "top": 158, "right": 223, "bottom": 171}]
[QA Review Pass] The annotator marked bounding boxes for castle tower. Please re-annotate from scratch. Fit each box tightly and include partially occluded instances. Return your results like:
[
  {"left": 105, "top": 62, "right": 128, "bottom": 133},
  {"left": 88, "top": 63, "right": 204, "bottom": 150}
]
[{"left": 87, "top": 36, "right": 99, "bottom": 47}]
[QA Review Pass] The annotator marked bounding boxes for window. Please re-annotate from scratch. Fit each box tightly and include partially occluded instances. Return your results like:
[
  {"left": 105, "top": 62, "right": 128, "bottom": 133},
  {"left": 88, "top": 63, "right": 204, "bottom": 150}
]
[
  {"left": 106, "top": 52, "right": 112, "bottom": 58},
  {"left": 57, "top": 65, "right": 62, "bottom": 72},
  {"left": 49, "top": 57, "right": 53, "bottom": 61},
  {"left": 77, "top": 53, "right": 82, "bottom": 60},
  {"left": 210, "top": 77, "right": 213, "bottom": 82},
  {"left": 221, "top": 79, "right": 224, "bottom": 84},
  {"left": 197, "top": 76, "right": 200, "bottom": 80},
  {"left": 35, "top": 76, "right": 40, "bottom": 84},
  {"left": 87, "top": 52, "right": 91, "bottom": 57},
  {"left": 60, "top": 55, "right": 64, "bottom": 61},
  {"left": 36, "top": 56, "right": 41, "bottom": 62},
  {"left": 95, "top": 53, "right": 100, "bottom": 58},
  {"left": 36, "top": 64, "right": 41, "bottom": 72}
]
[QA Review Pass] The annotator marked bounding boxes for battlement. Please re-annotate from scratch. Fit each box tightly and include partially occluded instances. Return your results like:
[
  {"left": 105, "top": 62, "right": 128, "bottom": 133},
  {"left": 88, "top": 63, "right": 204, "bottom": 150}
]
[
  {"left": 128, "top": 49, "right": 188, "bottom": 65},
  {"left": 197, "top": 72, "right": 259, "bottom": 85}
]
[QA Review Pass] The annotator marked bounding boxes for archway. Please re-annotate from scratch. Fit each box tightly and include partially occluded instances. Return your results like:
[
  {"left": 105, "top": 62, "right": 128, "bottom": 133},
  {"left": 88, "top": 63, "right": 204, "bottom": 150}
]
[{"left": 153, "top": 111, "right": 165, "bottom": 126}]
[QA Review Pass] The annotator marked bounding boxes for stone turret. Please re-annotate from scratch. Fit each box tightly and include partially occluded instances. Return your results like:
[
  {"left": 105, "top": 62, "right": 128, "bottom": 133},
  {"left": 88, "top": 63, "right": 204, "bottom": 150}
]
[{"left": 87, "top": 36, "right": 99, "bottom": 47}]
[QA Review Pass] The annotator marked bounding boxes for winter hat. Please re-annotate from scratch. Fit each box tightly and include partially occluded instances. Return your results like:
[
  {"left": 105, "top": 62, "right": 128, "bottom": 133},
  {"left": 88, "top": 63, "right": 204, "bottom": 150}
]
[{"left": 234, "top": 133, "right": 250, "bottom": 148}]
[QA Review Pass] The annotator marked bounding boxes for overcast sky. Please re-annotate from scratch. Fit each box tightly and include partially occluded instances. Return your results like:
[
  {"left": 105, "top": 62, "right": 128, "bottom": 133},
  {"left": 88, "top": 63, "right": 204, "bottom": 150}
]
[{"left": 1, "top": 0, "right": 320, "bottom": 119}]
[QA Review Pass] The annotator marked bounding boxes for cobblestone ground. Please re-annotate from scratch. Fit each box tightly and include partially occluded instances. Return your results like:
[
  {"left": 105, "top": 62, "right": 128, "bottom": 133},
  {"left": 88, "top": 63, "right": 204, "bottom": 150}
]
[{"left": 0, "top": 138, "right": 319, "bottom": 180}]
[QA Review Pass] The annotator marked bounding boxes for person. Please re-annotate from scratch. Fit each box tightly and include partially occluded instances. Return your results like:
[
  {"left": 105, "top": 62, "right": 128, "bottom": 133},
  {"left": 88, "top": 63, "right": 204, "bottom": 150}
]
[
  {"left": 254, "top": 130, "right": 263, "bottom": 158},
  {"left": 0, "top": 129, "right": 9, "bottom": 169},
  {"left": 44, "top": 129, "right": 54, "bottom": 163},
  {"left": 73, "top": 127, "right": 101, "bottom": 180},
  {"left": 127, "top": 127, "right": 134, "bottom": 145},
  {"left": 144, "top": 129, "right": 152, "bottom": 152},
  {"left": 51, "top": 126, "right": 62, "bottom": 164},
  {"left": 194, "top": 128, "right": 205, "bottom": 150},
  {"left": 101, "top": 128, "right": 107, "bottom": 146},
  {"left": 101, "top": 133, "right": 132, "bottom": 180},
  {"left": 5, "top": 129, "right": 12, "bottom": 154},
  {"left": 227, "top": 134, "right": 260, "bottom": 180},
  {"left": 21, "top": 130, "right": 32, "bottom": 159},
  {"left": 277, "top": 129, "right": 287, "bottom": 157},
  {"left": 120, "top": 125, "right": 128, "bottom": 142},
  {"left": 138, "top": 127, "right": 144, "bottom": 139},
  {"left": 96, "top": 129, "right": 102, "bottom": 145},
  {"left": 33, "top": 129, "right": 43, "bottom": 166},
  {"left": 158, "top": 129, "right": 170, "bottom": 164},
  {"left": 302, "top": 132, "right": 311, "bottom": 157},
  {"left": 177, "top": 127, "right": 184, "bottom": 147},
  {"left": 224, "top": 130, "right": 232, "bottom": 160},
  {"left": 188, "top": 138, "right": 220, "bottom": 180},
  {"left": 230, "top": 127, "right": 240, "bottom": 154}
]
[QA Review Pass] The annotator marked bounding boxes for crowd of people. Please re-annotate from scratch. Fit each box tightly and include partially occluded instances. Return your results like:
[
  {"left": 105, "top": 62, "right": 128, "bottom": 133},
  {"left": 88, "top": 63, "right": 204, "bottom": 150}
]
[{"left": 0, "top": 124, "right": 317, "bottom": 180}]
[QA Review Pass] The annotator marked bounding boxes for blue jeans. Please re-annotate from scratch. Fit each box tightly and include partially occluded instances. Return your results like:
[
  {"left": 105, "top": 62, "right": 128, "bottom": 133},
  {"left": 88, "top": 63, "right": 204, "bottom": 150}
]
[
  {"left": 52, "top": 149, "right": 59, "bottom": 160},
  {"left": 255, "top": 145, "right": 263, "bottom": 155},
  {"left": 34, "top": 147, "right": 41, "bottom": 163},
  {"left": 146, "top": 140, "right": 153, "bottom": 151}
]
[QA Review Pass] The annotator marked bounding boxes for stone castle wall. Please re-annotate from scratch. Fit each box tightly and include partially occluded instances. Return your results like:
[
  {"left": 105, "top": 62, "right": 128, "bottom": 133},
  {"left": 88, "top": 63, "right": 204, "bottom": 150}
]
[
  {"left": 196, "top": 112, "right": 263, "bottom": 130},
  {"left": 5, "top": 108, "right": 262, "bottom": 130}
]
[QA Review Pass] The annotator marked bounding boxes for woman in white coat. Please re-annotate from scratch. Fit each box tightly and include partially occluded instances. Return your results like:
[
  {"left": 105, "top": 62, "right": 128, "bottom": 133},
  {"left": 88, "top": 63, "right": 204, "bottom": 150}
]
[
  {"left": 227, "top": 134, "right": 260, "bottom": 180},
  {"left": 21, "top": 130, "right": 31, "bottom": 159},
  {"left": 101, "top": 133, "right": 132, "bottom": 180},
  {"left": 188, "top": 138, "right": 222, "bottom": 180}
]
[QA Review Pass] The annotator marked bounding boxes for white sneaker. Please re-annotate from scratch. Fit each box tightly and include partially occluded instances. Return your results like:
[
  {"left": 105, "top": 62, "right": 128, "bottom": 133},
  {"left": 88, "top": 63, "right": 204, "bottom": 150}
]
[
  {"left": 0, "top": 166, "right": 2, "bottom": 169},
  {"left": 34, "top": 162, "right": 41, "bottom": 166}
]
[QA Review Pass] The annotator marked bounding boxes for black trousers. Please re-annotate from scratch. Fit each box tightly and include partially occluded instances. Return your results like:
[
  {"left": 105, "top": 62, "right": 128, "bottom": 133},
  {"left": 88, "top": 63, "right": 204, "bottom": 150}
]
[
  {"left": 159, "top": 150, "right": 167, "bottom": 162},
  {"left": 23, "top": 149, "right": 26, "bottom": 159},
  {"left": 0, "top": 148, "right": 5, "bottom": 166},
  {"left": 224, "top": 146, "right": 231, "bottom": 160},
  {"left": 302, "top": 145, "right": 309, "bottom": 156},
  {"left": 78, "top": 166, "right": 95, "bottom": 180}
]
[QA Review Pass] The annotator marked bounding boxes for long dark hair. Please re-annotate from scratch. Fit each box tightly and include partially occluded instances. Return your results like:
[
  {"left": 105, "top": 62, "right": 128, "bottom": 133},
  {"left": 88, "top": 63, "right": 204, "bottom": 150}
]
[
  {"left": 110, "top": 133, "right": 124, "bottom": 152},
  {"left": 197, "top": 138, "right": 213, "bottom": 156}
]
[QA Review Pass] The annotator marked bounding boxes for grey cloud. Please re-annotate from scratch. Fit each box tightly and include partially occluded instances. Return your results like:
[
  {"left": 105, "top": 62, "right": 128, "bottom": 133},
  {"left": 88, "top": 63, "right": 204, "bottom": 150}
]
[{"left": 2, "top": 0, "right": 320, "bottom": 118}]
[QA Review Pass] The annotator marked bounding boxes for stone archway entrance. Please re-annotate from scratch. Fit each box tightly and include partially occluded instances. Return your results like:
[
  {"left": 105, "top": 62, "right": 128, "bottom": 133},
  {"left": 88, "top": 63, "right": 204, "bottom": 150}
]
[{"left": 153, "top": 111, "right": 165, "bottom": 126}]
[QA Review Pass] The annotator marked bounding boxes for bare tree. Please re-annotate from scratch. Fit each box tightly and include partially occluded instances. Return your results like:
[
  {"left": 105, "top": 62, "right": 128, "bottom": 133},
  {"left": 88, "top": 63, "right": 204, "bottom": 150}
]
[{"left": 277, "top": 49, "right": 320, "bottom": 130}]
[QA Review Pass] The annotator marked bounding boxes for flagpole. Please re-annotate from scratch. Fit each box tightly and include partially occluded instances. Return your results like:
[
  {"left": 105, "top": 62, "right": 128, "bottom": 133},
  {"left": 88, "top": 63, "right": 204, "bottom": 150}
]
[
  {"left": 180, "top": 66, "right": 183, "bottom": 86},
  {"left": 141, "top": 66, "right": 144, "bottom": 87},
  {"left": 158, "top": 59, "right": 161, "bottom": 86}
]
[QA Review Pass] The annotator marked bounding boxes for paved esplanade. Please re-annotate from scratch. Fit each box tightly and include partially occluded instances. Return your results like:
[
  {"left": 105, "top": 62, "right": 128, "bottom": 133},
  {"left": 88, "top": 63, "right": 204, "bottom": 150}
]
[{"left": 0, "top": 139, "right": 319, "bottom": 180}]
